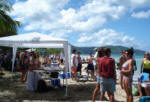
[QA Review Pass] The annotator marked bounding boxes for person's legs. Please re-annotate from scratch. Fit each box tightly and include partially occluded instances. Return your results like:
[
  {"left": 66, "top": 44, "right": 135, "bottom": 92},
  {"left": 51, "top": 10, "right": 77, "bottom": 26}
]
[
  {"left": 71, "top": 68, "right": 74, "bottom": 80},
  {"left": 21, "top": 69, "right": 25, "bottom": 82},
  {"left": 107, "top": 78, "right": 115, "bottom": 102},
  {"left": 137, "top": 82, "right": 143, "bottom": 97},
  {"left": 107, "top": 91, "right": 114, "bottom": 102},
  {"left": 92, "top": 83, "right": 100, "bottom": 102},
  {"left": 128, "top": 83, "right": 133, "bottom": 102},
  {"left": 147, "top": 86, "right": 150, "bottom": 96},
  {"left": 91, "top": 71, "right": 95, "bottom": 80},
  {"left": 100, "top": 77, "right": 106, "bottom": 101},
  {"left": 120, "top": 73, "right": 123, "bottom": 89},
  {"left": 123, "top": 78, "right": 133, "bottom": 102},
  {"left": 74, "top": 68, "right": 77, "bottom": 80},
  {"left": 144, "top": 85, "right": 150, "bottom": 96},
  {"left": 100, "top": 92, "right": 105, "bottom": 101},
  {"left": 79, "top": 64, "right": 82, "bottom": 75},
  {"left": 123, "top": 78, "right": 129, "bottom": 102},
  {"left": 24, "top": 71, "right": 27, "bottom": 81},
  {"left": 71, "top": 66, "right": 77, "bottom": 80}
]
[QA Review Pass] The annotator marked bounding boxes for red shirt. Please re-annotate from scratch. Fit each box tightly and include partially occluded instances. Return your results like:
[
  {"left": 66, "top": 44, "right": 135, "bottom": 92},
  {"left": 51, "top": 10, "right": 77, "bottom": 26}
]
[{"left": 98, "top": 57, "right": 116, "bottom": 79}]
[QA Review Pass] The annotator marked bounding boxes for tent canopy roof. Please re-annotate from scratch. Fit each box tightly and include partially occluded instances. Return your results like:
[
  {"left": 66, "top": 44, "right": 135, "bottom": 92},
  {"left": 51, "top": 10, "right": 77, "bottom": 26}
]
[{"left": 0, "top": 32, "right": 68, "bottom": 48}]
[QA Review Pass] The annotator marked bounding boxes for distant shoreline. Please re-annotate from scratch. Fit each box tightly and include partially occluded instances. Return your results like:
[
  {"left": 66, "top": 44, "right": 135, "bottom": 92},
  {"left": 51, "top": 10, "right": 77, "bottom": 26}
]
[{"left": 72, "top": 45, "right": 145, "bottom": 55}]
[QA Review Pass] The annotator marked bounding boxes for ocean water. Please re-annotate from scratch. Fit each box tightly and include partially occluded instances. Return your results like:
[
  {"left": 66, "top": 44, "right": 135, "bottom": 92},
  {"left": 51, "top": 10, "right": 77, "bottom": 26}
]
[{"left": 81, "top": 53, "right": 144, "bottom": 80}]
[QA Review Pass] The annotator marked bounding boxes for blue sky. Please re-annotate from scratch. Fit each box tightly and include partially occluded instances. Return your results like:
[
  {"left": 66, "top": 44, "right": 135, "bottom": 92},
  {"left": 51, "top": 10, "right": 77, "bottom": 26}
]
[{"left": 10, "top": 0, "right": 150, "bottom": 51}]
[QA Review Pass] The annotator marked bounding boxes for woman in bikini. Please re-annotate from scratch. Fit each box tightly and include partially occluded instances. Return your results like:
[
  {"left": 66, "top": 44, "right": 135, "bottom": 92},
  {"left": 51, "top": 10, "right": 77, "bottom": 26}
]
[
  {"left": 141, "top": 52, "right": 150, "bottom": 74},
  {"left": 121, "top": 48, "right": 134, "bottom": 102},
  {"left": 119, "top": 50, "right": 127, "bottom": 89}
]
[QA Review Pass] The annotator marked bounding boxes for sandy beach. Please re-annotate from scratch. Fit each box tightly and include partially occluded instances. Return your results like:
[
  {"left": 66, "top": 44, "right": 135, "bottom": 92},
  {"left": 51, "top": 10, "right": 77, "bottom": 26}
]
[{"left": 0, "top": 65, "right": 140, "bottom": 102}]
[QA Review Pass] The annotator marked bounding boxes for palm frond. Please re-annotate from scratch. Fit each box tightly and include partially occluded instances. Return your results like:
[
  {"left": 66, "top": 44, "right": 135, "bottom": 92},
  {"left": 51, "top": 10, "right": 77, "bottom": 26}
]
[{"left": 0, "top": 0, "right": 12, "bottom": 12}]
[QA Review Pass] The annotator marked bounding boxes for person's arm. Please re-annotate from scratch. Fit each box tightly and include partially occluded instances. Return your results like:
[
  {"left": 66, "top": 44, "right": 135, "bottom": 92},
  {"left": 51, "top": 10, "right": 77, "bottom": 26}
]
[
  {"left": 141, "top": 59, "right": 144, "bottom": 73},
  {"left": 97, "top": 60, "right": 100, "bottom": 76},
  {"left": 80, "top": 57, "right": 82, "bottom": 64},
  {"left": 121, "top": 60, "right": 133, "bottom": 76},
  {"left": 113, "top": 59, "right": 117, "bottom": 80},
  {"left": 111, "top": 59, "right": 116, "bottom": 80}
]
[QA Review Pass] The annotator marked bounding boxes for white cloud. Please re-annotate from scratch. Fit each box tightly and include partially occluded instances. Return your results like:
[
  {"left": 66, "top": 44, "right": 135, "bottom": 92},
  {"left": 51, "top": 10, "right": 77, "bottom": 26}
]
[
  {"left": 10, "top": 0, "right": 150, "bottom": 50},
  {"left": 60, "top": 0, "right": 125, "bottom": 33},
  {"left": 116, "top": 0, "right": 150, "bottom": 10},
  {"left": 77, "top": 29, "right": 141, "bottom": 49},
  {"left": 11, "top": 0, "right": 69, "bottom": 31},
  {"left": 131, "top": 10, "right": 150, "bottom": 19},
  {"left": 11, "top": 0, "right": 125, "bottom": 33}
]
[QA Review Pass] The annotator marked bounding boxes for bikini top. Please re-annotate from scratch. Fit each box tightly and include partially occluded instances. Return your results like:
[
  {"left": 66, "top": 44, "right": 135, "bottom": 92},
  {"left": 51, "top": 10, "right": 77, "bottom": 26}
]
[
  {"left": 122, "top": 60, "right": 129, "bottom": 70},
  {"left": 143, "top": 60, "right": 150, "bottom": 69}
]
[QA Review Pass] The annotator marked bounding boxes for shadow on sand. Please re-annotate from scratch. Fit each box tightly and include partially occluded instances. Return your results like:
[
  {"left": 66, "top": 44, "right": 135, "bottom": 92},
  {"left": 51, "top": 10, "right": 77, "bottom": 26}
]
[{"left": 0, "top": 72, "right": 123, "bottom": 102}]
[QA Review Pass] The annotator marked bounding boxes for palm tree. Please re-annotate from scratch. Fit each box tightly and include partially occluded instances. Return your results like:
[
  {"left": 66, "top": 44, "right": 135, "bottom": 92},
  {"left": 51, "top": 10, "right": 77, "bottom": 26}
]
[{"left": 0, "top": 0, "right": 20, "bottom": 37}]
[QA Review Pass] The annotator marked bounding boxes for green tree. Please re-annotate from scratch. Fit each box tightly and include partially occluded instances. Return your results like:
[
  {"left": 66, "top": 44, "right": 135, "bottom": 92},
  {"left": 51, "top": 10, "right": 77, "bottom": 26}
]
[{"left": 0, "top": 0, "right": 20, "bottom": 37}]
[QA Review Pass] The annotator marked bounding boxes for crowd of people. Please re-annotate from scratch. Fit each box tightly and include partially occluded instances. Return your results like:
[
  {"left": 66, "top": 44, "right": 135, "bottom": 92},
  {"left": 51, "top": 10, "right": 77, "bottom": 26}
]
[
  {"left": 70, "top": 47, "right": 150, "bottom": 102},
  {"left": 1, "top": 47, "right": 150, "bottom": 102},
  {"left": 0, "top": 51, "right": 64, "bottom": 82},
  {"left": 91, "top": 47, "right": 150, "bottom": 102},
  {"left": 71, "top": 49, "right": 99, "bottom": 80}
]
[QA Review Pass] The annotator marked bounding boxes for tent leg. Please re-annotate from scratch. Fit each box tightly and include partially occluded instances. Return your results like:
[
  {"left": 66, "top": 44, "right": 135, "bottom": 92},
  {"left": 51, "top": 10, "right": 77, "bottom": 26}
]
[
  {"left": 65, "top": 78, "right": 68, "bottom": 97},
  {"left": 12, "top": 47, "right": 17, "bottom": 73},
  {"left": 64, "top": 43, "right": 69, "bottom": 97}
]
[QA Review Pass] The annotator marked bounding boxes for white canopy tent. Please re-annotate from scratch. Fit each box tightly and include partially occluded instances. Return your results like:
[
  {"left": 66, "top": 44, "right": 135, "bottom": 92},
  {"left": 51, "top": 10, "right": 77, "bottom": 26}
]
[{"left": 0, "top": 32, "right": 71, "bottom": 96}]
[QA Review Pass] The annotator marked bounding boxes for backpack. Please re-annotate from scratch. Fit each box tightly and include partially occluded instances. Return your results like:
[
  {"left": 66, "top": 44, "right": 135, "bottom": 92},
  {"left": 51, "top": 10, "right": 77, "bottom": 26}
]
[{"left": 37, "top": 80, "right": 48, "bottom": 92}]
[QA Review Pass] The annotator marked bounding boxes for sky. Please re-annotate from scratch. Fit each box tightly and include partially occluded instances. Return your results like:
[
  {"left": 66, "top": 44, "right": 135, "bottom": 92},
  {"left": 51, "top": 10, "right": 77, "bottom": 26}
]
[{"left": 9, "top": 0, "right": 150, "bottom": 51}]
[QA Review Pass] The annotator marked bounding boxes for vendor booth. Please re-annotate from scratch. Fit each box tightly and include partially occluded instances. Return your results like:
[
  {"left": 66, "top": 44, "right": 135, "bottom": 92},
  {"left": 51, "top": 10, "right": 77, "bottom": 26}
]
[{"left": 0, "top": 32, "right": 71, "bottom": 96}]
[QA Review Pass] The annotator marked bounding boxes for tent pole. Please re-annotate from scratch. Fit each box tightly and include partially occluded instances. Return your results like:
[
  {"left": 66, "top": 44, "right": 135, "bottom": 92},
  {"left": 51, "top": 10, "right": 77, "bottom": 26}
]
[
  {"left": 64, "top": 43, "right": 69, "bottom": 96},
  {"left": 68, "top": 45, "right": 71, "bottom": 73},
  {"left": 12, "top": 47, "right": 17, "bottom": 73}
]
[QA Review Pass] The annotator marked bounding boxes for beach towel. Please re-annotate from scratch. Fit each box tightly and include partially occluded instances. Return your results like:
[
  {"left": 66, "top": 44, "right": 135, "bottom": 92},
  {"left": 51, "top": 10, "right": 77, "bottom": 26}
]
[{"left": 138, "top": 73, "right": 149, "bottom": 82}]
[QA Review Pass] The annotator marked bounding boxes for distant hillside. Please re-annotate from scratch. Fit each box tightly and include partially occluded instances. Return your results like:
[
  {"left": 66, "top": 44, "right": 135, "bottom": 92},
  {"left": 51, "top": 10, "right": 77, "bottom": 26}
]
[{"left": 71, "top": 45, "right": 145, "bottom": 54}]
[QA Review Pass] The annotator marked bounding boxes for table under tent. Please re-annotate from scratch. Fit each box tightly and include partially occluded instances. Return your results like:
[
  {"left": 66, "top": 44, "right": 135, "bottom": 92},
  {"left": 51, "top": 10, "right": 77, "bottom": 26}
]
[{"left": 0, "top": 33, "right": 71, "bottom": 96}]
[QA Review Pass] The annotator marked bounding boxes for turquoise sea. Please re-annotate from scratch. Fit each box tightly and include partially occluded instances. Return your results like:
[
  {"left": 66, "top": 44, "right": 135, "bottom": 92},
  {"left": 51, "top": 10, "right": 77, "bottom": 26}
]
[{"left": 81, "top": 54, "right": 144, "bottom": 80}]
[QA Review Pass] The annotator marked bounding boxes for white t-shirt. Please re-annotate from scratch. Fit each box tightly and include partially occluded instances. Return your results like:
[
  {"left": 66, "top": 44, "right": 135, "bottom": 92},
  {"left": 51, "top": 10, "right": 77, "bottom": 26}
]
[
  {"left": 93, "top": 52, "right": 98, "bottom": 66},
  {"left": 71, "top": 54, "right": 78, "bottom": 67}
]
